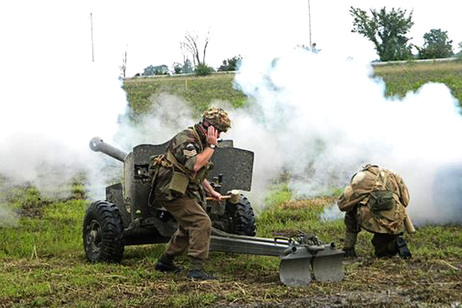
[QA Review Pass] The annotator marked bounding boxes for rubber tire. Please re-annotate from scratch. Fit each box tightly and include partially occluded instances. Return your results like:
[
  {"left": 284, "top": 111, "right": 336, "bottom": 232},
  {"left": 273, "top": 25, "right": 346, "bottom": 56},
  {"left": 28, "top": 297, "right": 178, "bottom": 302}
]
[
  {"left": 220, "top": 195, "right": 256, "bottom": 236},
  {"left": 83, "top": 200, "right": 125, "bottom": 263}
]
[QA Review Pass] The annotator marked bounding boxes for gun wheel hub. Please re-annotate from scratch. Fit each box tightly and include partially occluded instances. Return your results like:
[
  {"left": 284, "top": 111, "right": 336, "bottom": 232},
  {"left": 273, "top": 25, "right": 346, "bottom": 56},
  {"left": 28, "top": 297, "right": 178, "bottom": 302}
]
[{"left": 87, "top": 220, "right": 102, "bottom": 255}]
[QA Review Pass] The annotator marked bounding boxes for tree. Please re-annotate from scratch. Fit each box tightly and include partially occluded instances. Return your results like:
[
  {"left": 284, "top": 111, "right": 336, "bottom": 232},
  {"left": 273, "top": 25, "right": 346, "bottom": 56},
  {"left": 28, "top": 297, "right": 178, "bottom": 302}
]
[
  {"left": 180, "top": 32, "right": 214, "bottom": 76},
  {"left": 217, "top": 55, "right": 242, "bottom": 72},
  {"left": 172, "top": 61, "right": 194, "bottom": 74},
  {"left": 172, "top": 62, "right": 183, "bottom": 74},
  {"left": 119, "top": 48, "right": 127, "bottom": 78},
  {"left": 417, "top": 29, "right": 454, "bottom": 59},
  {"left": 180, "top": 32, "right": 209, "bottom": 68},
  {"left": 350, "top": 7, "right": 414, "bottom": 61}
]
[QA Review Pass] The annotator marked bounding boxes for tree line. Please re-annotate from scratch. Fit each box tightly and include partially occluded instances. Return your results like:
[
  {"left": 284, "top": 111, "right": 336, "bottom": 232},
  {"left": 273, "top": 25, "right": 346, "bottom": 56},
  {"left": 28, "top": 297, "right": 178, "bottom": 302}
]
[
  {"left": 122, "top": 6, "right": 461, "bottom": 78},
  {"left": 350, "top": 6, "right": 459, "bottom": 62},
  {"left": 121, "top": 31, "right": 243, "bottom": 78}
]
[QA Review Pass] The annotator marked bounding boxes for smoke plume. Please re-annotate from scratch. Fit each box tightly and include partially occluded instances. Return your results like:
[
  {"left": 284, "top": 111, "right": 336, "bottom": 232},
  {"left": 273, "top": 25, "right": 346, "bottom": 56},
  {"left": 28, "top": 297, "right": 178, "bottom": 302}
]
[
  {"left": 1, "top": 45, "right": 461, "bottom": 228},
  {"left": 229, "top": 48, "right": 462, "bottom": 226},
  {"left": 0, "top": 59, "right": 127, "bottom": 226}
]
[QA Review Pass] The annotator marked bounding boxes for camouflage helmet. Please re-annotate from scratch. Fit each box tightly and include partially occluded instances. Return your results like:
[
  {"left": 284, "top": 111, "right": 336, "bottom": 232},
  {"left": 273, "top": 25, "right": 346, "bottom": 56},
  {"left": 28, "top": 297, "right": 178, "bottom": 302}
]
[{"left": 202, "top": 107, "right": 231, "bottom": 132}]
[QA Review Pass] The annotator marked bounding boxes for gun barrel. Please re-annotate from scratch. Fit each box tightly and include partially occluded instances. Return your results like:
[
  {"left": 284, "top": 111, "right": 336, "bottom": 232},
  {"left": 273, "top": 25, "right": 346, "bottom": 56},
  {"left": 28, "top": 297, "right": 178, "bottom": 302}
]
[{"left": 89, "top": 137, "right": 128, "bottom": 162}]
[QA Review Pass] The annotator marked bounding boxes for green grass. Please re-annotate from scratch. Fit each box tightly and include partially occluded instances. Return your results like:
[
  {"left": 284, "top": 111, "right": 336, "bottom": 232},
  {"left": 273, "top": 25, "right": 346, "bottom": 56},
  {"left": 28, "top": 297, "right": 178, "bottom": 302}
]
[
  {"left": 0, "top": 194, "right": 86, "bottom": 259},
  {"left": 1, "top": 184, "right": 461, "bottom": 307},
  {"left": 123, "top": 60, "right": 462, "bottom": 117},
  {"left": 1, "top": 62, "right": 462, "bottom": 306},
  {"left": 373, "top": 59, "right": 462, "bottom": 105},
  {"left": 123, "top": 73, "right": 247, "bottom": 115}
]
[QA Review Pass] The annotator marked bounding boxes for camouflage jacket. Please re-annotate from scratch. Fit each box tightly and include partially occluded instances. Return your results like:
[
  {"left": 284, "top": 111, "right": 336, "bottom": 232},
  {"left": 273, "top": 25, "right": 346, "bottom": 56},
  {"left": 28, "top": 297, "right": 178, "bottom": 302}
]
[
  {"left": 149, "top": 124, "right": 213, "bottom": 207},
  {"left": 337, "top": 165, "right": 410, "bottom": 234}
]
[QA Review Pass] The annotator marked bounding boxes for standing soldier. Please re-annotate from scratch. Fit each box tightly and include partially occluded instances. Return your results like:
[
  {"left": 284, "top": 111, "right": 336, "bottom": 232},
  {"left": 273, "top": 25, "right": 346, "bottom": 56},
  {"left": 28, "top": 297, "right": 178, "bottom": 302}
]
[
  {"left": 149, "top": 107, "right": 231, "bottom": 280},
  {"left": 337, "top": 164, "right": 412, "bottom": 259}
]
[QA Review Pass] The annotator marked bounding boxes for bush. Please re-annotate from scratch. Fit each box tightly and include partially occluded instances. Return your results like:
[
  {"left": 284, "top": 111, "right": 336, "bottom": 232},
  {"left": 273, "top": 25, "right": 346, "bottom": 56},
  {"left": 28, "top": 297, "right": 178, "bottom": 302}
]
[
  {"left": 195, "top": 63, "right": 215, "bottom": 76},
  {"left": 218, "top": 56, "right": 242, "bottom": 72}
]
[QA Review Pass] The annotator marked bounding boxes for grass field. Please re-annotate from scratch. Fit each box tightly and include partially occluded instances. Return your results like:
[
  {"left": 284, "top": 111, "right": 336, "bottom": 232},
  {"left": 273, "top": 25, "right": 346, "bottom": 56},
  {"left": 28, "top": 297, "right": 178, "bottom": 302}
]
[
  {"left": 373, "top": 59, "right": 462, "bottom": 104},
  {"left": 1, "top": 60, "right": 462, "bottom": 307},
  {"left": 123, "top": 59, "right": 462, "bottom": 112},
  {"left": 122, "top": 73, "right": 246, "bottom": 115},
  {"left": 1, "top": 184, "right": 461, "bottom": 307}
]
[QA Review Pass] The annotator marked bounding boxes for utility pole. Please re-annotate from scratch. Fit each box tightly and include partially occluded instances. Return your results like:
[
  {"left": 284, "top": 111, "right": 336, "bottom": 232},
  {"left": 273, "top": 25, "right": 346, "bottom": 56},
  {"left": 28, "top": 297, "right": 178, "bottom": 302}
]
[
  {"left": 90, "top": 13, "right": 95, "bottom": 62},
  {"left": 307, "top": 0, "right": 312, "bottom": 48}
]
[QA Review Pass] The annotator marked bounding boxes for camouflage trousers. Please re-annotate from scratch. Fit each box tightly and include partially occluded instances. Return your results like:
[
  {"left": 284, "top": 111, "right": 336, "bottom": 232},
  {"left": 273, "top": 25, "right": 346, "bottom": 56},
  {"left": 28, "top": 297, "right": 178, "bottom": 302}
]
[
  {"left": 344, "top": 206, "right": 400, "bottom": 257},
  {"left": 160, "top": 197, "right": 212, "bottom": 260}
]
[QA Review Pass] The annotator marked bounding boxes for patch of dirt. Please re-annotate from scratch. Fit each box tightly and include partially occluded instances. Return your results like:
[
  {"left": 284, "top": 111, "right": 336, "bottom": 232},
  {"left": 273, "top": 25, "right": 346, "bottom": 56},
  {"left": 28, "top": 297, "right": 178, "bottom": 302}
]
[
  {"left": 279, "top": 197, "right": 337, "bottom": 210},
  {"left": 18, "top": 198, "right": 52, "bottom": 219}
]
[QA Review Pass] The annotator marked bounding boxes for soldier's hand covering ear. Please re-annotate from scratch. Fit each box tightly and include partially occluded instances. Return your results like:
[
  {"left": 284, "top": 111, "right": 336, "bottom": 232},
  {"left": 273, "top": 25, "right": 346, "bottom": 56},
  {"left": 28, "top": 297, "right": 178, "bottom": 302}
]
[{"left": 206, "top": 126, "right": 219, "bottom": 146}]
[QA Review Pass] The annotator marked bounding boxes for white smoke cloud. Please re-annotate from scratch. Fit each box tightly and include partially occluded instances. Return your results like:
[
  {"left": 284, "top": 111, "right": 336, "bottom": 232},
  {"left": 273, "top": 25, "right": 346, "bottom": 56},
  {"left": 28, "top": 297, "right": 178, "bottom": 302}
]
[
  {"left": 1, "top": 41, "right": 461, "bottom": 228},
  {"left": 0, "top": 206, "right": 18, "bottom": 228},
  {"left": 114, "top": 93, "right": 197, "bottom": 149},
  {"left": 320, "top": 204, "right": 344, "bottom": 222},
  {"left": 0, "top": 64, "right": 126, "bottom": 188},
  {"left": 229, "top": 47, "right": 462, "bottom": 226},
  {"left": 0, "top": 54, "right": 127, "bottom": 226}
]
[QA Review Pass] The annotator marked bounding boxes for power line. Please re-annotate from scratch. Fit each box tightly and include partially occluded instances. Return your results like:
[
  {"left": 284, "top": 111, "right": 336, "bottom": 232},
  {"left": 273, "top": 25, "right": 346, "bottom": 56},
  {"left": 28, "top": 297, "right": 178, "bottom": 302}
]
[
  {"left": 307, "top": 0, "right": 312, "bottom": 47},
  {"left": 90, "top": 13, "right": 95, "bottom": 62}
]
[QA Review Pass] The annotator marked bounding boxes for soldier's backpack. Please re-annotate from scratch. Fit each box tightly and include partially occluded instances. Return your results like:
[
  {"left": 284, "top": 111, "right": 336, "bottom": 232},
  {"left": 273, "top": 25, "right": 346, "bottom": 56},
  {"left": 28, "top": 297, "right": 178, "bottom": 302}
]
[{"left": 367, "top": 170, "right": 395, "bottom": 213}]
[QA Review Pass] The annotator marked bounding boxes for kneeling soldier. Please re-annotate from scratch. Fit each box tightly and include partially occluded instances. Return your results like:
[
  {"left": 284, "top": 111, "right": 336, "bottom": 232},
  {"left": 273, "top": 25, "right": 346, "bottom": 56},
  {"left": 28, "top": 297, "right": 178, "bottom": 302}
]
[{"left": 337, "top": 164, "right": 412, "bottom": 259}]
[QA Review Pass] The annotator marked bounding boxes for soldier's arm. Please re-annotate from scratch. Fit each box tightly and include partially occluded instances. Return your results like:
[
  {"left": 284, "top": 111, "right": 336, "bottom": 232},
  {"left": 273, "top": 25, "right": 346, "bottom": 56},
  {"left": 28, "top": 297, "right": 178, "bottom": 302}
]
[
  {"left": 203, "top": 179, "right": 223, "bottom": 201},
  {"left": 169, "top": 131, "right": 199, "bottom": 175},
  {"left": 193, "top": 126, "right": 219, "bottom": 172}
]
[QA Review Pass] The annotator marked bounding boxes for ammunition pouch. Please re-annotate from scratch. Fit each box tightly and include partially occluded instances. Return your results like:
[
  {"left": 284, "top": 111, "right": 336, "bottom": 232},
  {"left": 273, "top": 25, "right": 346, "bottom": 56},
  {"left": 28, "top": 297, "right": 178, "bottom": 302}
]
[
  {"left": 368, "top": 190, "right": 395, "bottom": 213},
  {"left": 148, "top": 154, "right": 190, "bottom": 205},
  {"left": 168, "top": 171, "right": 189, "bottom": 195}
]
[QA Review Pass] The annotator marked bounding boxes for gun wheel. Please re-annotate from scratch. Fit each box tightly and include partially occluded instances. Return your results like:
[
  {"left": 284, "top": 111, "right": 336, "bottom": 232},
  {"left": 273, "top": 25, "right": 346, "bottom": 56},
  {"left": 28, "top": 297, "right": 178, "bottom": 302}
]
[
  {"left": 215, "top": 194, "right": 256, "bottom": 236},
  {"left": 83, "top": 200, "right": 124, "bottom": 263}
]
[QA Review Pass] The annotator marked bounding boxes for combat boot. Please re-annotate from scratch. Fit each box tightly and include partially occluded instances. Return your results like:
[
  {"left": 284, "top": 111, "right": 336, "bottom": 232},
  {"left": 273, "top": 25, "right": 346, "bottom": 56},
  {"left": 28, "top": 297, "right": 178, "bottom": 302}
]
[
  {"left": 155, "top": 254, "right": 183, "bottom": 273},
  {"left": 342, "top": 232, "right": 358, "bottom": 258},
  {"left": 187, "top": 257, "right": 217, "bottom": 280},
  {"left": 396, "top": 236, "right": 412, "bottom": 259}
]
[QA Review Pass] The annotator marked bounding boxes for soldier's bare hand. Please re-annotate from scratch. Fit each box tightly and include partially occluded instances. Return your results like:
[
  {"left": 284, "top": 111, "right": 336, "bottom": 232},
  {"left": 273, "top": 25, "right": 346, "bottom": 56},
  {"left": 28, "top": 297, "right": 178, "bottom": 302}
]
[
  {"left": 209, "top": 190, "right": 223, "bottom": 201},
  {"left": 206, "top": 126, "right": 219, "bottom": 145}
]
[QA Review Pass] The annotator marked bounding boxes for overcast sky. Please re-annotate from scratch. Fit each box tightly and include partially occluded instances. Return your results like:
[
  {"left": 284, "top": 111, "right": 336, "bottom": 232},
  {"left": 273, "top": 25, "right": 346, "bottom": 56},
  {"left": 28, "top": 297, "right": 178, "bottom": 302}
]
[{"left": 1, "top": 0, "right": 460, "bottom": 77}]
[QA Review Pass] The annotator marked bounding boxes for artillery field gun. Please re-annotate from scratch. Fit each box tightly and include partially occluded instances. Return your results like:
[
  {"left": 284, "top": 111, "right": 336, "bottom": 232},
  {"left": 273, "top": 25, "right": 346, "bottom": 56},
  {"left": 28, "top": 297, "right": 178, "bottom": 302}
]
[{"left": 84, "top": 137, "right": 344, "bottom": 285}]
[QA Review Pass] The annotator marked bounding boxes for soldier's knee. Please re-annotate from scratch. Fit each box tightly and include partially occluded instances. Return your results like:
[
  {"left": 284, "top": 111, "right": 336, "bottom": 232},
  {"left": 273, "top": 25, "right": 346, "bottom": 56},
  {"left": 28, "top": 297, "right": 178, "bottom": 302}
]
[{"left": 197, "top": 214, "right": 211, "bottom": 231}]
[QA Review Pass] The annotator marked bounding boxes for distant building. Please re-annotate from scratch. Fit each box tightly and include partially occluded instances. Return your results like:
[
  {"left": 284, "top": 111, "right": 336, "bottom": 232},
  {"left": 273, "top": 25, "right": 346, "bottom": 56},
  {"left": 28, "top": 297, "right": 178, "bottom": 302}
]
[
  {"left": 182, "top": 59, "right": 193, "bottom": 74},
  {"left": 142, "top": 64, "right": 169, "bottom": 76}
]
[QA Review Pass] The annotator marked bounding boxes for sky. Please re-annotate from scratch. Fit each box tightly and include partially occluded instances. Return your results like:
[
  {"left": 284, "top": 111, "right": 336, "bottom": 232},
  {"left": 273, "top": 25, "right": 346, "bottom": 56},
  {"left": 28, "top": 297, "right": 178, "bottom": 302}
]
[
  {"left": 1, "top": 0, "right": 462, "bottom": 227},
  {"left": 1, "top": 0, "right": 460, "bottom": 77}
]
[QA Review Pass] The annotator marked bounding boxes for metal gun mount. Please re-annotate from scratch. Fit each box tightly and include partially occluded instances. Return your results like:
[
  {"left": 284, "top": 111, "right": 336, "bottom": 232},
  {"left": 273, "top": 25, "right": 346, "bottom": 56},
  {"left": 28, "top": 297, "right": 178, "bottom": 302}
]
[
  {"left": 85, "top": 136, "right": 344, "bottom": 286},
  {"left": 211, "top": 228, "right": 344, "bottom": 286}
]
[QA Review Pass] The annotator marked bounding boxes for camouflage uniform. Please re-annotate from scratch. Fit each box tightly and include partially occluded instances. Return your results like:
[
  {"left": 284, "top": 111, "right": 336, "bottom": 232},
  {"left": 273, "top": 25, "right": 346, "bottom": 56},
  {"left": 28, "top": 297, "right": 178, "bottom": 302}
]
[
  {"left": 151, "top": 107, "right": 231, "bottom": 274},
  {"left": 337, "top": 164, "right": 411, "bottom": 258},
  {"left": 151, "top": 124, "right": 213, "bottom": 261}
]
